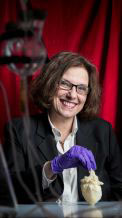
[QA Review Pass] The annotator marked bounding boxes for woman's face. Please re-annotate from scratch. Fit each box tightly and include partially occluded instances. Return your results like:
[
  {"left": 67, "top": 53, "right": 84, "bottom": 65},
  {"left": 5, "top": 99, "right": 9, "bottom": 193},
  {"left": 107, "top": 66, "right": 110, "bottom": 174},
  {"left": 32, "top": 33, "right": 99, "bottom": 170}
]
[{"left": 50, "top": 66, "right": 89, "bottom": 122}]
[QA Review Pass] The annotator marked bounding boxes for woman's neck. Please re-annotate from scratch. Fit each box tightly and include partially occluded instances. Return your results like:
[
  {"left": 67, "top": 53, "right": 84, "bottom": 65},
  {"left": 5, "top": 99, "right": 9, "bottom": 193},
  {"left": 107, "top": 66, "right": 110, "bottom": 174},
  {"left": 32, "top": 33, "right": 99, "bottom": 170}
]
[{"left": 49, "top": 113, "right": 74, "bottom": 141}]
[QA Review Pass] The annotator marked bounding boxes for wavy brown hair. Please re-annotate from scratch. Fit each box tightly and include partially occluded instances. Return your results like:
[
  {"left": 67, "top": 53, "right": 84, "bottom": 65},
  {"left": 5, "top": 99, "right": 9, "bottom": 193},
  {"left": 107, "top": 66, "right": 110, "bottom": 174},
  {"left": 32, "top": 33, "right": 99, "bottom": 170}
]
[{"left": 30, "top": 51, "right": 101, "bottom": 120}]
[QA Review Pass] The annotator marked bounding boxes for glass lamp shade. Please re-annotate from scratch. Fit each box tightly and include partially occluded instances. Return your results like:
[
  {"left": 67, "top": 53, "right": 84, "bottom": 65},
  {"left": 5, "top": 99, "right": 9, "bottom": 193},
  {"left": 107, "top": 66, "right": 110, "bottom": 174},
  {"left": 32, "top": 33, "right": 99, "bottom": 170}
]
[{"left": 3, "top": 20, "right": 47, "bottom": 77}]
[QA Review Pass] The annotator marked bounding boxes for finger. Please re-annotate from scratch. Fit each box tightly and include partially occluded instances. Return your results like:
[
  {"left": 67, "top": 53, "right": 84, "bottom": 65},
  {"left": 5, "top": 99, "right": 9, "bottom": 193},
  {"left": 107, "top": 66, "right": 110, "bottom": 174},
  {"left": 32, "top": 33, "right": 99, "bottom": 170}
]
[
  {"left": 79, "top": 150, "right": 92, "bottom": 170},
  {"left": 87, "top": 150, "right": 96, "bottom": 170}
]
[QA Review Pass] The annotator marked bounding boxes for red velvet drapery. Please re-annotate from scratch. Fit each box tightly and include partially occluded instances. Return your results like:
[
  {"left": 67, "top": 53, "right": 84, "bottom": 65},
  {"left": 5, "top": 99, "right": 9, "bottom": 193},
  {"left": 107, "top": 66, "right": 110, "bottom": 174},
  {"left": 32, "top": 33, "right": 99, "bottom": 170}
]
[{"left": 0, "top": 0, "right": 122, "bottom": 145}]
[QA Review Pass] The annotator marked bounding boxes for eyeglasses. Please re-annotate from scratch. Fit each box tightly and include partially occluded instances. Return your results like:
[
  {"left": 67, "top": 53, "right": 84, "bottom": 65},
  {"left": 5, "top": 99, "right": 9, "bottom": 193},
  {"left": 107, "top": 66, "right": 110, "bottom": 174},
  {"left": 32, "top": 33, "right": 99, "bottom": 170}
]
[{"left": 59, "top": 79, "right": 89, "bottom": 95}]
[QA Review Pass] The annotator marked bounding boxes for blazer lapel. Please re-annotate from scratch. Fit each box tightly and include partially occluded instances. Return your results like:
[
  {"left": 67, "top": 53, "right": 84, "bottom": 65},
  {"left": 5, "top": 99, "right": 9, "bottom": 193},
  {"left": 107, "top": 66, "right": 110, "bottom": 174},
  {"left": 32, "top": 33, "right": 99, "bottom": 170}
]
[
  {"left": 76, "top": 119, "right": 97, "bottom": 157},
  {"left": 35, "top": 115, "right": 58, "bottom": 161}
]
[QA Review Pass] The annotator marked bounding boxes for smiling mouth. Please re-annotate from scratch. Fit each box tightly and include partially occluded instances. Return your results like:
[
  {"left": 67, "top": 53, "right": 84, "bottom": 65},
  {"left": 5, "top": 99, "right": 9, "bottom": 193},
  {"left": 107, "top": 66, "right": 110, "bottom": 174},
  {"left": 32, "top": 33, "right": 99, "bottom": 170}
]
[{"left": 60, "top": 99, "right": 77, "bottom": 109}]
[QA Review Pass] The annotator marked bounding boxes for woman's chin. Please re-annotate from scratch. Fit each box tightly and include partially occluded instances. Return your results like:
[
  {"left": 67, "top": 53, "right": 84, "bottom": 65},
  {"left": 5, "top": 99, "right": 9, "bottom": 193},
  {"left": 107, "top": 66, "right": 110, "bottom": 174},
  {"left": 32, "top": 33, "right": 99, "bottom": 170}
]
[{"left": 59, "top": 110, "right": 76, "bottom": 119}]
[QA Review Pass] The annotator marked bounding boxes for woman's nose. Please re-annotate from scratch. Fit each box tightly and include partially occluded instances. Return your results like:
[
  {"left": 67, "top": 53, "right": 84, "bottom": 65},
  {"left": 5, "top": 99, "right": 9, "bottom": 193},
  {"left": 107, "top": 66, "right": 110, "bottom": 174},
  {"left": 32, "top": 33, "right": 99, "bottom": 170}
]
[{"left": 67, "top": 86, "right": 77, "bottom": 98}]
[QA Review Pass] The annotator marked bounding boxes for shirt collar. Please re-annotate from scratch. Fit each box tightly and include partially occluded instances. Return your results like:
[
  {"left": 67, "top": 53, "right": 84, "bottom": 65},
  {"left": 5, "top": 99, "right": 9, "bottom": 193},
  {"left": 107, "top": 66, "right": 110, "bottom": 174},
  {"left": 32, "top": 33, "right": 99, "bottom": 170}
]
[{"left": 48, "top": 114, "right": 78, "bottom": 138}]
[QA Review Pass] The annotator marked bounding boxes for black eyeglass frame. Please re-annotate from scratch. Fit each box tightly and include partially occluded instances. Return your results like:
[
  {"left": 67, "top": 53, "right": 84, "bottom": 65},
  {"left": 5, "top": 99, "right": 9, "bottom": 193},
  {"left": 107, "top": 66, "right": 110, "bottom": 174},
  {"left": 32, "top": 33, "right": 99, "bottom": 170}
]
[{"left": 59, "top": 79, "right": 90, "bottom": 95}]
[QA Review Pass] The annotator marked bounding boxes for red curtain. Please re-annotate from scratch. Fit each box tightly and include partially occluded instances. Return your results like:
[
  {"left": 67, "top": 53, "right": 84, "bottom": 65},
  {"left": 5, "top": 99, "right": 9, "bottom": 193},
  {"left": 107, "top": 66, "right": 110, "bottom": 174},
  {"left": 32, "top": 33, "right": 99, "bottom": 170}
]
[{"left": 0, "top": 0, "right": 122, "bottom": 145}]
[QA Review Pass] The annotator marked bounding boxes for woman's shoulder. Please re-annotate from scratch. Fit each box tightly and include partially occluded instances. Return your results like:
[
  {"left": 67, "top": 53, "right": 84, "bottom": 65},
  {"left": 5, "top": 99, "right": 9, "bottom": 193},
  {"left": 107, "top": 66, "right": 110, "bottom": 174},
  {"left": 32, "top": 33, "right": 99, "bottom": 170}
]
[
  {"left": 5, "top": 112, "right": 48, "bottom": 129},
  {"left": 90, "top": 117, "right": 112, "bottom": 126},
  {"left": 78, "top": 116, "right": 113, "bottom": 129}
]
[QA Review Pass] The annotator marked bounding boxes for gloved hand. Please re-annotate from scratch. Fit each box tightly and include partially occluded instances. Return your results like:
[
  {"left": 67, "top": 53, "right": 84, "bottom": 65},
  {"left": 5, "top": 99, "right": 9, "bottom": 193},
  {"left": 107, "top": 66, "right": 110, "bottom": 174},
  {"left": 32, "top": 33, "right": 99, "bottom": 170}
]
[{"left": 51, "top": 145, "right": 96, "bottom": 174}]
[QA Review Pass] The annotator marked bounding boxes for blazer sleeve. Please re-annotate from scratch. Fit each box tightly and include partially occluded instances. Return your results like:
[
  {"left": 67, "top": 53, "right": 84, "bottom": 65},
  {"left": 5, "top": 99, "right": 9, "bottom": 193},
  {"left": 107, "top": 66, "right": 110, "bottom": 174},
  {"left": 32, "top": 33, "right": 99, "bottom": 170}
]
[
  {"left": 107, "top": 123, "right": 122, "bottom": 200},
  {"left": 3, "top": 119, "right": 64, "bottom": 203},
  {"left": 3, "top": 120, "right": 44, "bottom": 204}
]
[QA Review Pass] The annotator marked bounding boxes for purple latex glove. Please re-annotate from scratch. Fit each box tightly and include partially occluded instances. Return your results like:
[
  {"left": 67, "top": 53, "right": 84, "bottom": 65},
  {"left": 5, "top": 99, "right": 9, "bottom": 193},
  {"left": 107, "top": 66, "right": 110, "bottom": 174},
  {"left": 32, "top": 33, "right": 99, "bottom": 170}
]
[{"left": 51, "top": 145, "right": 96, "bottom": 174}]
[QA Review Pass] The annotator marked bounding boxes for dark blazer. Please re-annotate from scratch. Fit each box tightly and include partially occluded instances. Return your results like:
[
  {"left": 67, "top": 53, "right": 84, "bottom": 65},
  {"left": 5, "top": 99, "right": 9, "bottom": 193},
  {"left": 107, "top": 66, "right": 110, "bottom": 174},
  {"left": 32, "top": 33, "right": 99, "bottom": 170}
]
[{"left": 3, "top": 113, "right": 122, "bottom": 204}]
